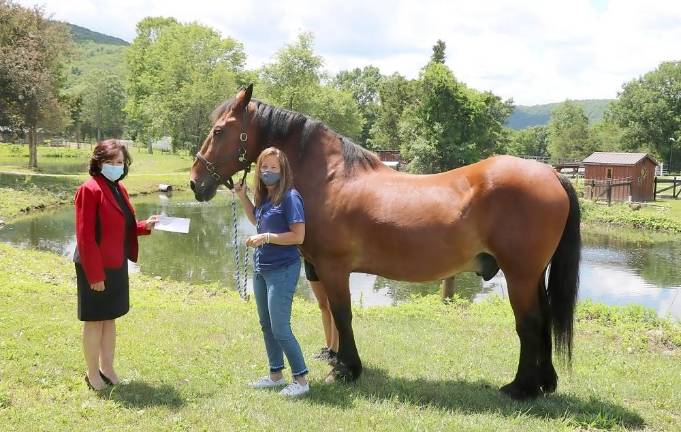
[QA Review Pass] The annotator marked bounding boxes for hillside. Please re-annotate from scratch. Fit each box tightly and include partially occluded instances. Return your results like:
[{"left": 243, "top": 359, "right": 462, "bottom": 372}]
[
  {"left": 507, "top": 99, "right": 612, "bottom": 129},
  {"left": 63, "top": 22, "right": 129, "bottom": 46},
  {"left": 62, "top": 23, "right": 128, "bottom": 94}
]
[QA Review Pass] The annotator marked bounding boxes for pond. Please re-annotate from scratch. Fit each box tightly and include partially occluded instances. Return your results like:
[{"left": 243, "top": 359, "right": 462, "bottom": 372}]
[{"left": 1, "top": 191, "right": 680, "bottom": 319}]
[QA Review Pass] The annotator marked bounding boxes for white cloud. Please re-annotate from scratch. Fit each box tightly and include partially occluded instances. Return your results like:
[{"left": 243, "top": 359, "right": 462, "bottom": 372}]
[{"left": 16, "top": 0, "right": 681, "bottom": 104}]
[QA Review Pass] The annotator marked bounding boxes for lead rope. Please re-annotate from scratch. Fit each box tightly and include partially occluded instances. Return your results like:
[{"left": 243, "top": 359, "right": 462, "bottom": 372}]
[{"left": 231, "top": 194, "right": 250, "bottom": 301}]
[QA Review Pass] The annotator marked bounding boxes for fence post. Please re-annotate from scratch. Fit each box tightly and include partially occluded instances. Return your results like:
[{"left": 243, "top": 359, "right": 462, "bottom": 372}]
[
  {"left": 441, "top": 277, "right": 456, "bottom": 301},
  {"left": 674, "top": 177, "right": 677, "bottom": 199},
  {"left": 607, "top": 182, "right": 612, "bottom": 206},
  {"left": 654, "top": 177, "right": 657, "bottom": 201}
]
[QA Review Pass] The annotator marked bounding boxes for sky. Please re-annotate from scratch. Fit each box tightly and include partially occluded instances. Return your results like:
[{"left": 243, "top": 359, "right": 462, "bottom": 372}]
[{"left": 16, "top": 0, "right": 681, "bottom": 105}]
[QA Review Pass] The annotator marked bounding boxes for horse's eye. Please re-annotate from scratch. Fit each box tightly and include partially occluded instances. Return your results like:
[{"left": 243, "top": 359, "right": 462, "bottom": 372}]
[{"left": 213, "top": 127, "right": 223, "bottom": 136}]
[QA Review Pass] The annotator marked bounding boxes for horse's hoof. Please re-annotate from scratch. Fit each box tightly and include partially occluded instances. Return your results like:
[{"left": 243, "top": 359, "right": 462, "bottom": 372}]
[
  {"left": 500, "top": 381, "right": 541, "bottom": 400},
  {"left": 541, "top": 377, "right": 557, "bottom": 394},
  {"left": 540, "top": 368, "right": 558, "bottom": 394},
  {"left": 331, "top": 361, "right": 360, "bottom": 382}
]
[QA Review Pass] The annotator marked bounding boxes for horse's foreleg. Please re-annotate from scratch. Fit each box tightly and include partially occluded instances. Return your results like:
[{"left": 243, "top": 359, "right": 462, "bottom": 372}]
[{"left": 320, "top": 272, "right": 362, "bottom": 382}]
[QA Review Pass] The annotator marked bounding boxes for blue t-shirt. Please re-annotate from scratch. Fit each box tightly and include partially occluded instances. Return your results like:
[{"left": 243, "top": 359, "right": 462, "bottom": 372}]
[{"left": 253, "top": 188, "right": 305, "bottom": 272}]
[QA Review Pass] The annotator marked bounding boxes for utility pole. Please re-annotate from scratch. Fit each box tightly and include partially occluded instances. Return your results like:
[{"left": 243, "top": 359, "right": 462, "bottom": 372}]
[{"left": 670, "top": 137, "right": 676, "bottom": 175}]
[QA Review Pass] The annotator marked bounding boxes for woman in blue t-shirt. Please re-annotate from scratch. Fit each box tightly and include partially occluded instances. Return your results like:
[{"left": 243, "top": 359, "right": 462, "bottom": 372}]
[{"left": 234, "top": 147, "right": 309, "bottom": 397}]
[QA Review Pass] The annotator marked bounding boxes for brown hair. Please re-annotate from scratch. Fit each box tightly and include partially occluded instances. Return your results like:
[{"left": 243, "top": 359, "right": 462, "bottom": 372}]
[
  {"left": 253, "top": 147, "right": 293, "bottom": 207},
  {"left": 89, "top": 139, "right": 132, "bottom": 180}
]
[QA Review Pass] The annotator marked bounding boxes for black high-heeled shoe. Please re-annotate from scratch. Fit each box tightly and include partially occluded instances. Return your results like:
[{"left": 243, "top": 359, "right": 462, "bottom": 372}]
[
  {"left": 99, "top": 370, "right": 114, "bottom": 386},
  {"left": 85, "top": 374, "right": 103, "bottom": 391}
]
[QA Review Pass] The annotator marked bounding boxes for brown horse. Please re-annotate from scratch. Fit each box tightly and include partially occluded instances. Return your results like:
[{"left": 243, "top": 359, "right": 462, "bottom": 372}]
[{"left": 190, "top": 85, "right": 581, "bottom": 400}]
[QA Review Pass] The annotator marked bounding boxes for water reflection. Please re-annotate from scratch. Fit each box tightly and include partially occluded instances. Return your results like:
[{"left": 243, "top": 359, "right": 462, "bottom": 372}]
[{"left": 0, "top": 191, "right": 679, "bottom": 319}]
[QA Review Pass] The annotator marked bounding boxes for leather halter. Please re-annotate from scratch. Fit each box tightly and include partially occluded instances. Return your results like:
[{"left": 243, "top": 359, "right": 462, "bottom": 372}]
[{"left": 195, "top": 107, "right": 251, "bottom": 190}]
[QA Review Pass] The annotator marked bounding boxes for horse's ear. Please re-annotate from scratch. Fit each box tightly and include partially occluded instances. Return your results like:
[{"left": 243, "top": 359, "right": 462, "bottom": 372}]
[{"left": 235, "top": 84, "right": 253, "bottom": 110}]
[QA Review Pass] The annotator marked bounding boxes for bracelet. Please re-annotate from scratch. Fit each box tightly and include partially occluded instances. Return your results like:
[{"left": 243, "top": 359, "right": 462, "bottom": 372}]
[{"left": 266, "top": 232, "right": 271, "bottom": 244}]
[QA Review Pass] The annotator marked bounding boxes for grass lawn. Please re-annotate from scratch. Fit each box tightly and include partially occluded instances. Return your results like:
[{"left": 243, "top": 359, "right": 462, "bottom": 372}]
[
  {"left": 0, "top": 143, "right": 194, "bottom": 222},
  {"left": 0, "top": 243, "right": 679, "bottom": 431},
  {"left": 641, "top": 198, "right": 681, "bottom": 221}
]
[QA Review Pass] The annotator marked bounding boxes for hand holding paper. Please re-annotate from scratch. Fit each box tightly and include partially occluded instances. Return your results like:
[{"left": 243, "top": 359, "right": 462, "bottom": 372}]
[
  {"left": 154, "top": 216, "right": 191, "bottom": 234},
  {"left": 144, "top": 214, "right": 160, "bottom": 231}
]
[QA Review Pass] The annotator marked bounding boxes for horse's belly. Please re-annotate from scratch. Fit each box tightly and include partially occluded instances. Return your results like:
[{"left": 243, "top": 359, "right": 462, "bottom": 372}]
[{"left": 355, "top": 244, "right": 480, "bottom": 282}]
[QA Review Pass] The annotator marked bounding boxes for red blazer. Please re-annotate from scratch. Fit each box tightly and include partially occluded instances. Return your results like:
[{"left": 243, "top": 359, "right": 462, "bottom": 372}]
[{"left": 74, "top": 175, "right": 151, "bottom": 284}]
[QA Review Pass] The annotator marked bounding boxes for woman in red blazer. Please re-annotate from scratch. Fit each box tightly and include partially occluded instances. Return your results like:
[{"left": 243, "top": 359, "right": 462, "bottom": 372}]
[{"left": 74, "top": 139, "right": 159, "bottom": 391}]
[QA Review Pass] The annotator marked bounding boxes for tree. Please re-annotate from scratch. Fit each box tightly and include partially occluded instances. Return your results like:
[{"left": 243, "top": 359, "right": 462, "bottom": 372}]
[
  {"left": 431, "top": 39, "right": 446, "bottom": 64},
  {"left": 310, "top": 86, "right": 364, "bottom": 139},
  {"left": 606, "top": 61, "right": 681, "bottom": 170},
  {"left": 63, "top": 93, "right": 83, "bottom": 144},
  {"left": 547, "top": 100, "right": 594, "bottom": 161},
  {"left": 332, "top": 66, "right": 383, "bottom": 147},
  {"left": 368, "top": 73, "right": 416, "bottom": 150},
  {"left": 0, "top": 0, "right": 72, "bottom": 168},
  {"left": 259, "top": 32, "right": 323, "bottom": 113},
  {"left": 259, "top": 33, "right": 363, "bottom": 140},
  {"left": 125, "top": 18, "right": 245, "bottom": 152},
  {"left": 589, "top": 120, "right": 625, "bottom": 153},
  {"left": 81, "top": 71, "right": 126, "bottom": 140},
  {"left": 399, "top": 62, "right": 513, "bottom": 173},
  {"left": 506, "top": 126, "right": 549, "bottom": 158},
  {"left": 170, "top": 65, "right": 238, "bottom": 152}
]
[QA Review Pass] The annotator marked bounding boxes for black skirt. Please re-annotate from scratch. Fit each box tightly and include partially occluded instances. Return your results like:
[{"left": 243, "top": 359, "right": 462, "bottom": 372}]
[{"left": 76, "top": 262, "right": 129, "bottom": 321}]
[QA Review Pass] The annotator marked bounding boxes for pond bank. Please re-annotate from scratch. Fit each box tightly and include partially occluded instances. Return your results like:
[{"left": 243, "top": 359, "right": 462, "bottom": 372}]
[{"left": 581, "top": 198, "right": 681, "bottom": 233}]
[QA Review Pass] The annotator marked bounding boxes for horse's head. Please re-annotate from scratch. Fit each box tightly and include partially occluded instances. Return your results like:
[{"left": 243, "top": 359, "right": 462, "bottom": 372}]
[{"left": 190, "top": 84, "right": 255, "bottom": 202}]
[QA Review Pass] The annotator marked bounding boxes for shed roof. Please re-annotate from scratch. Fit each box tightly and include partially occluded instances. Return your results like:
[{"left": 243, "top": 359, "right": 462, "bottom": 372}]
[{"left": 582, "top": 152, "right": 658, "bottom": 166}]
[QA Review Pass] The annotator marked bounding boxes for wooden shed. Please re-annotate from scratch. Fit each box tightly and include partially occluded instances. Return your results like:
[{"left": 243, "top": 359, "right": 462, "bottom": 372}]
[
  {"left": 375, "top": 149, "right": 403, "bottom": 171},
  {"left": 583, "top": 152, "right": 659, "bottom": 202}
]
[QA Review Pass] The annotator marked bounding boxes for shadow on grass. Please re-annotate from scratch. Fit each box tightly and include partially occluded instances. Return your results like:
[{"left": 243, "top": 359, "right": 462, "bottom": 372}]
[
  {"left": 307, "top": 367, "right": 644, "bottom": 430},
  {"left": 105, "top": 381, "right": 185, "bottom": 409}
]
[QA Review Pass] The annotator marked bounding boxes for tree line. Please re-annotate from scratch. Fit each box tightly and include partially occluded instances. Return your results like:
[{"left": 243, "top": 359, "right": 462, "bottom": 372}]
[
  {"left": 1, "top": 1, "right": 680, "bottom": 172},
  {"left": 507, "top": 61, "right": 681, "bottom": 173}
]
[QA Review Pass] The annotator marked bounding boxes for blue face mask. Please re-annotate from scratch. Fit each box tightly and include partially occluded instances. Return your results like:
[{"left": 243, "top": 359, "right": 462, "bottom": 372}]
[
  {"left": 260, "top": 170, "right": 281, "bottom": 186},
  {"left": 101, "top": 163, "right": 124, "bottom": 182}
]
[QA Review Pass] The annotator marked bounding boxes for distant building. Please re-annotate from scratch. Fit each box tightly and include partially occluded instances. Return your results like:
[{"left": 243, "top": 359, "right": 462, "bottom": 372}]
[
  {"left": 583, "top": 152, "right": 659, "bottom": 202},
  {"left": 375, "top": 150, "right": 402, "bottom": 171},
  {"left": 152, "top": 137, "right": 172, "bottom": 151}
]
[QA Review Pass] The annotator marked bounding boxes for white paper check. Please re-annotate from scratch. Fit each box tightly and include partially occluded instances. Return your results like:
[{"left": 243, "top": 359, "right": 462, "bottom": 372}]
[{"left": 155, "top": 216, "right": 190, "bottom": 234}]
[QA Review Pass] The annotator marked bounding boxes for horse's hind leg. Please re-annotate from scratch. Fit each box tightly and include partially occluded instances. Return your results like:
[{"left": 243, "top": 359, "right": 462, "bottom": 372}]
[
  {"left": 537, "top": 272, "right": 558, "bottom": 393},
  {"left": 500, "top": 271, "right": 555, "bottom": 400}
]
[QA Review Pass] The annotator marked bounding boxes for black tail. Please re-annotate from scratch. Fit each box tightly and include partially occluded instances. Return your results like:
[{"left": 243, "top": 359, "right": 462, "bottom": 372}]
[{"left": 547, "top": 174, "right": 581, "bottom": 363}]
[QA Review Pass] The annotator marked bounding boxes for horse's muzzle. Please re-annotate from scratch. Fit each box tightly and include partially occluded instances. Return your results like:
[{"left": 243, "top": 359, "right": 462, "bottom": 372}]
[{"left": 189, "top": 179, "right": 217, "bottom": 202}]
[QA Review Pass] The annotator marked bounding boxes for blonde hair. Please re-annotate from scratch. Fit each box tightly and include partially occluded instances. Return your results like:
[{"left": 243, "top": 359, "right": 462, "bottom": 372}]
[{"left": 253, "top": 147, "right": 294, "bottom": 207}]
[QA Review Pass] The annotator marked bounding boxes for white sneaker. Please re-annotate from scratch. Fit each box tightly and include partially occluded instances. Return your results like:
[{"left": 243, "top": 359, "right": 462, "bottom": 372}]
[
  {"left": 279, "top": 381, "right": 310, "bottom": 397},
  {"left": 249, "top": 376, "right": 287, "bottom": 389}
]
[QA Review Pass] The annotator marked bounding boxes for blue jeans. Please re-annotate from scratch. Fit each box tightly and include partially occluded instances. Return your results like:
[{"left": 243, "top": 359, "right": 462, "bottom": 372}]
[{"left": 253, "top": 260, "right": 308, "bottom": 377}]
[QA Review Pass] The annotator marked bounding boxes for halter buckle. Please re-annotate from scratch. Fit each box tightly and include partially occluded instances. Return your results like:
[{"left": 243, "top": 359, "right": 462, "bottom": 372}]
[{"left": 240, "top": 132, "right": 248, "bottom": 142}]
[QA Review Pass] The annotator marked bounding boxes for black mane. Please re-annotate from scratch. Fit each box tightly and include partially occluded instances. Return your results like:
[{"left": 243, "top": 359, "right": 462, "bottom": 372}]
[{"left": 211, "top": 99, "right": 381, "bottom": 173}]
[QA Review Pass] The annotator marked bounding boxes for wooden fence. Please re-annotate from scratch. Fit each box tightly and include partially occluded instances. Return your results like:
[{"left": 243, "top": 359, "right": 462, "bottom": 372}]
[
  {"left": 654, "top": 177, "right": 681, "bottom": 200},
  {"left": 584, "top": 177, "right": 633, "bottom": 205}
]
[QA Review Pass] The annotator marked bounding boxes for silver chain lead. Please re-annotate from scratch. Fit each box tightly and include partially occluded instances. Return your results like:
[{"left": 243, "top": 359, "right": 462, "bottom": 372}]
[{"left": 231, "top": 195, "right": 249, "bottom": 301}]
